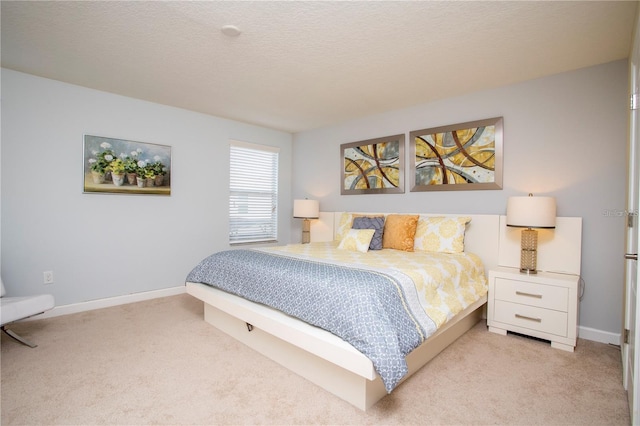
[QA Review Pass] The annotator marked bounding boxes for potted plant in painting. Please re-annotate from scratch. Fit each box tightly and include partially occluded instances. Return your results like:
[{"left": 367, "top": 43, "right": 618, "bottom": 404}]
[
  {"left": 123, "top": 151, "right": 141, "bottom": 185},
  {"left": 143, "top": 166, "right": 156, "bottom": 187},
  {"left": 88, "top": 143, "right": 115, "bottom": 184},
  {"left": 136, "top": 160, "right": 147, "bottom": 188},
  {"left": 107, "top": 158, "right": 126, "bottom": 186},
  {"left": 151, "top": 156, "right": 166, "bottom": 186}
]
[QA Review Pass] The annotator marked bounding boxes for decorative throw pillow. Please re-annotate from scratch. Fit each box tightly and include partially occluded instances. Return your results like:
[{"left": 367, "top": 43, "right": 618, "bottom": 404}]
[
  {"left": 414, "top": 216, "right": 471, "bottom": 253},
  {"left": 352, "top": 216, "right": 385, "bottom": 250},
  {"left": 382, "top": 214, "right": 419, "bottom": 251},
  {"left": 335, "top": 212, "right": 380, "bottom": 241},
  {"left": 335, "top": 213, "right": 355, "bottom": 242},
  {"left": 337, "top": 229, "right": 376, "bottom": 253}
]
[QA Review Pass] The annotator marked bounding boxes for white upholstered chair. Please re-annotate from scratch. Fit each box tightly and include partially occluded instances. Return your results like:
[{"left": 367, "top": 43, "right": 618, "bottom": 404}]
[{"left": 1, "top": 278, "right": 55, "bottom": 347}]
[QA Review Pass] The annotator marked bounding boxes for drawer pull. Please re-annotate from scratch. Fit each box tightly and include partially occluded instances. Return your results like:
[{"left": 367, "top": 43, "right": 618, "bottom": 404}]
[
  {"left": 515, "top": 314, "right": 542, "bottom": 323},
  {"left": 515, "top": 291, "right": 542, "bottom": 299}
]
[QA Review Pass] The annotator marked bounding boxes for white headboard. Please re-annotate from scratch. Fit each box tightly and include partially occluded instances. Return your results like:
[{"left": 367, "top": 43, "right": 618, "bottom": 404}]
[
  {"left": 310, "top": 212, "right": 501, "bottom": 274},
  {"left": 310, "top": 212, "right": 582, "bottom": 276}
]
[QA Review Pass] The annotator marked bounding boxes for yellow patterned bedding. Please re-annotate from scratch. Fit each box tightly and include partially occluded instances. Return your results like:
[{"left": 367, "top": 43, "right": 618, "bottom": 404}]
[{"left": 267, "top": 242, "right": 488, "bottom": 328}]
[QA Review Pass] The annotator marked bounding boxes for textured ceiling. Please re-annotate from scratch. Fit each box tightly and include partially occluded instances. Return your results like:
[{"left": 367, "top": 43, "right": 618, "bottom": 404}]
[{"left": 1, "top": 1, "right": 637, "bottom": 133}]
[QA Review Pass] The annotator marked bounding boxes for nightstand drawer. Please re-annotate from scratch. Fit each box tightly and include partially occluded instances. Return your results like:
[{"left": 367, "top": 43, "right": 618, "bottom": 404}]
[
  {"left": 493, "top": 300, "right": 568, "bottom": 337},
  {"left": 494, "top": 278, "right": 568, "bottom": 311}
]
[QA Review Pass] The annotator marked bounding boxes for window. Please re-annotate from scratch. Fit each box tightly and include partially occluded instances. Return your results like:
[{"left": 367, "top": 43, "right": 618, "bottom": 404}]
[{"left": 229, "top": 141, "right": 279, "bottom": 244}]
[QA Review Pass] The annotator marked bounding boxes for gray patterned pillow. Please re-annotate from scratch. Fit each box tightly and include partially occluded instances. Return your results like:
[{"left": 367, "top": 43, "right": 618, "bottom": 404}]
[{"left": 352, "top": 216, "right": 385, "bottom": 250}]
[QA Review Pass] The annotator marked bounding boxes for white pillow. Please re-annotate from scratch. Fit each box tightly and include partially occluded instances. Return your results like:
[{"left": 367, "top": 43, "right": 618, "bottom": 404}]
[{"left": 337, "top": 229, "right": 376, "bottom": 253}]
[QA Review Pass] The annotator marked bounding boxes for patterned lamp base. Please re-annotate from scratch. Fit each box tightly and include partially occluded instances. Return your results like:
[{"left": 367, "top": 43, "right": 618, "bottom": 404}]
[
  {"left": 302, "top": 219, "right": 311, "bottom": 244},
  {"left": 520, "top": 228, "right": 538, "bottom": 274}
]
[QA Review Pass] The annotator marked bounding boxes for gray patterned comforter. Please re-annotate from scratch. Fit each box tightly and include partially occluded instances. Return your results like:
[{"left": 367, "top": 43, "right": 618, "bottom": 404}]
[{"left": 186, "top": 249, "right": 437, "bottom": 393}]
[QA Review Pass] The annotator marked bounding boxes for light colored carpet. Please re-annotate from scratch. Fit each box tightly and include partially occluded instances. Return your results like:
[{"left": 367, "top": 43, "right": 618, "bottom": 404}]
[{"left": 0, "top": 294, "right": 630, "bottom": 425}]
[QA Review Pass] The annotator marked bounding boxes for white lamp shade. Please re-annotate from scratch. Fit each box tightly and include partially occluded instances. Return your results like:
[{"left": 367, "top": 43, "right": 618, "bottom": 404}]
[
  {"left": 293, "top": 199, "right": 319, "bottom": 219},
  {"left": 506, "top": 196, "right": 556, "bottom": 228}
]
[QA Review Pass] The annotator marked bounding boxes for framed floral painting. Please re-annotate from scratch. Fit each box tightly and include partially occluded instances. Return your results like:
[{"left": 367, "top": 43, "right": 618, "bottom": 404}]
[
  {"left": 340, "top": 134, "right": 405, "bottom": 195},
  {"left": 409, "top": 117, "right": 503, "bottom": 192},
  {"left": 83, "top": 135, "right": 171, "bottom": 195}
]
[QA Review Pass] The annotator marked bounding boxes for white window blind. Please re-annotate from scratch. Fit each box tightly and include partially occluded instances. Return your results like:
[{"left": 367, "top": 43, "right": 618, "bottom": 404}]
[{"left": 229, "top": 141, "right": 279, "bottom": 244}]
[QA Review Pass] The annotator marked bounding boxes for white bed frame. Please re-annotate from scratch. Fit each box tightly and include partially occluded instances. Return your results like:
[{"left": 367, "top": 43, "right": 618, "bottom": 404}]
[
  {"left": 187, "top": 212, "right": 583, "bottom": 409},
  {"left": 186, "top": 213, "right": 582, "bottom": 409},
  {"left": 186, "top": 213, "right": 501, "bottom": 410}
]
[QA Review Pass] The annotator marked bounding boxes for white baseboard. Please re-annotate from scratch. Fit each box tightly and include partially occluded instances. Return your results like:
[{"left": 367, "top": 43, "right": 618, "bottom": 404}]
[
  {"left": 578, "top": 325, "right": 621, "bottom": 346},
  {"left": 30, "top": 286, "right": 187, "bottom": 320},
  {"left": 24, "top": 287, "right": 622, "bottom": 348}
]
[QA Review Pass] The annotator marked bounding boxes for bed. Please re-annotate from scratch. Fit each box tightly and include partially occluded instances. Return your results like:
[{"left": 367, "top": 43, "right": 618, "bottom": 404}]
[{"left": 186, "top": 212, "right": 501, "bottom": 410}]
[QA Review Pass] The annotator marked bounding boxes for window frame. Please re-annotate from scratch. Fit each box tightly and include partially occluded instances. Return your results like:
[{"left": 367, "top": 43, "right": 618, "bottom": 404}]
[{"left": 229, "top": 140, "right": 279, "bottom": 245}]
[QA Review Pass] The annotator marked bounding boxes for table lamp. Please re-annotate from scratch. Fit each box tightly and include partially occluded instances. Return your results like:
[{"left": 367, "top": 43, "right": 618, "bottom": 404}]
[
  {"left": 293, "top": 199, "right": 319, "bottom": 244},
  {"left": 506, "top": 194, "right": 556, "bottom": 274}
]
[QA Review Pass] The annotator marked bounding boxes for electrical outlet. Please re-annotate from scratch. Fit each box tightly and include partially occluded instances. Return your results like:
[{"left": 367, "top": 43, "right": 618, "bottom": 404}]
[{"left": 43, "top": 271, "right": 54, "bottom": 284}]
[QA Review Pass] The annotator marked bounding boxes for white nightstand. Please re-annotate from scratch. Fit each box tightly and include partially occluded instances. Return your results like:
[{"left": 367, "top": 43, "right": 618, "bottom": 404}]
[{"left": 487, "top": 267, "right": 579, "bottom": 352}]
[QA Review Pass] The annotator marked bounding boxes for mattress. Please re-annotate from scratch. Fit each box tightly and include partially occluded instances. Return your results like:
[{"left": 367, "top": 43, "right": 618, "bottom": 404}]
[{"left": 186, "top": 242, "right": 487, "bottom": 392}]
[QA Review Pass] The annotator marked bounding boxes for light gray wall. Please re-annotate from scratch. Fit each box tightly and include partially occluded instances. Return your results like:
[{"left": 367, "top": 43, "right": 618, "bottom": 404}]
[
  {"left": 292, "top": 60, "right": 629, "bottom": 336},
  {"left": 1, "top": 69, "right": 292, "bottom": 306},
  {"left": 2, "top": 61, "right": 628, "bottom": 336}
]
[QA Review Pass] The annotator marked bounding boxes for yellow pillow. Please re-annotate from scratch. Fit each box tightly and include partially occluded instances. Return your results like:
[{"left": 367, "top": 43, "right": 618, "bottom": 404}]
[
  {"left": 335, "top": 212, "right": 380, "bottom": 241},
  {"left": 335, "top": 213, "right": 355, "bottom": 242},
  {"left": 337, "top": 229, "right": 376, "bottom": 253},
  {"left": 414, "top": 216, "right": 471, "bottom": 253},
  {"left": 382, "top": 214, "right": 419, "bottom": 251}
]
